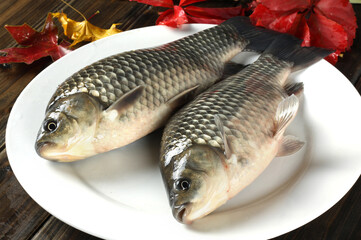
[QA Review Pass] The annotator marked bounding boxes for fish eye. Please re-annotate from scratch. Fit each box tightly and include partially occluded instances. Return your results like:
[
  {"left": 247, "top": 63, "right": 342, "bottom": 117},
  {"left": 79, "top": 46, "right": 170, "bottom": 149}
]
[
  {"left": 45, "top": 119, "right": 58, "bottom": 132},
  {"left": 175, "top": 178, "right": 191, "bottom": 191}
]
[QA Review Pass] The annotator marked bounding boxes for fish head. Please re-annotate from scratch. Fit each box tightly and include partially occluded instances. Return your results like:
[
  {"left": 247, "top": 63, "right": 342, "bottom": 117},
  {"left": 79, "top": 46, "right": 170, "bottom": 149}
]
[
  {"left": 35, "top": 93, "right": 102, "bottom": 162},
  {"left": 162, "top": 144, "right": 229, "bottom": 224}
]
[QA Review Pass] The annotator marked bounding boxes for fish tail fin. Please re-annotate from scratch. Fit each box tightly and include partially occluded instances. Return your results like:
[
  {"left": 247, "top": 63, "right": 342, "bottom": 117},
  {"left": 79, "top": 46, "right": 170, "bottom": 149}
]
[
  {"left": 221, "top": 16, "right": 283, "bottom": 52},
  {"left": 263, "top": 34, "right": 333, "bottom": 71}
]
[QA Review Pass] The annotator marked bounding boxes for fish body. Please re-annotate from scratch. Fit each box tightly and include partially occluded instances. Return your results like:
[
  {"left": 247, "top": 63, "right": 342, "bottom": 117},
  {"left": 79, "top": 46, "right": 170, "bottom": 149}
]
[
  {"left": 160, "top": 35, "right": 332, "bottom": 224},
  {"left": 35, "top": 17, "right": 280, "bottom": 162}
]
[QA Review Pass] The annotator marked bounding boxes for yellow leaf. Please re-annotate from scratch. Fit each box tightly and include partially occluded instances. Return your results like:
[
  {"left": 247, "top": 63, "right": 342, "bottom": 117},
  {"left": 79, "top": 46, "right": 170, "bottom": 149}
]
[{"left": 52, "top": 12, "right": 121, "bottom": 47}]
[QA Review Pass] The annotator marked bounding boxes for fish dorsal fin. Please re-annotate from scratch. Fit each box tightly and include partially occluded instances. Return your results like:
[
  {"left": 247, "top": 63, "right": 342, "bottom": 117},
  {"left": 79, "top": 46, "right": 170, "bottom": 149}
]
[
  {"left": 214, "top": 115, "right": 233, "bottom": 159},
  {"left": 276, "top": 135, "right": 305, "bottom": 157},
  {"left": 166, "top": 85, "right": 199, "bottom": 109},
  {"left": 106, "top": 85, "right": 145, "bottom": 114},
  {"left": 274, "top": 94, "right": 299, "bottom": 139}
]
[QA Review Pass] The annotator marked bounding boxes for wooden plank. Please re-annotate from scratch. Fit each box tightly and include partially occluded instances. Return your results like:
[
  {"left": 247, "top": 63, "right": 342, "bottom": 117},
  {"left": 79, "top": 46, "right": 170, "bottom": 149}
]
[
  {"left": 0, "top": 149, "right": 50, "bottom": 239},
  {"left": 355, "top": 75, "right": 361, "bottom": 93},
  {"left": 31, "top": 216, "right": 100, "bottom": 240},
  {"left": 0, "top": 0, "right": 75, "bottom": 49},
  {"left": 0, "top": 58, "right": 51, "bottom": 151},
  {"left": 53, "top": 0, "right": 157, "bottom": 31}
]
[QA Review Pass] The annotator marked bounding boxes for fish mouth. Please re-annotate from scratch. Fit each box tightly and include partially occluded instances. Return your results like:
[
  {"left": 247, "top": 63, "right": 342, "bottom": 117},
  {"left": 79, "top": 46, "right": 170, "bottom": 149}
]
[
  {"left": 35, "top": 137, "right": 97, "bottom": 162},
  {"left": 172, "top": 203, "right": 192, "bottom": 224},
  {"left": 35, "top": 141, "right": 56, "bottom": 158},
  {"left": 35, "top": 141, "right": 78, "bottom": 162}
]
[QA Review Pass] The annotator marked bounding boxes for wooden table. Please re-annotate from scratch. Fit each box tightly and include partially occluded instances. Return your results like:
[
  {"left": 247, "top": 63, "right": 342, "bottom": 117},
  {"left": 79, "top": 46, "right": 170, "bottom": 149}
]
[{"left": 0, "top": 0, "right": 360, "bottom": 239}]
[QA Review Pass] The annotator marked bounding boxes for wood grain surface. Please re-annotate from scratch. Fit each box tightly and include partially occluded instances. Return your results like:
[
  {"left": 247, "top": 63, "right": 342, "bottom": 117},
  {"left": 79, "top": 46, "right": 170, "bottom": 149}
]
[{"left": 0, "top": 1, "right": 360, "bottom": 239}]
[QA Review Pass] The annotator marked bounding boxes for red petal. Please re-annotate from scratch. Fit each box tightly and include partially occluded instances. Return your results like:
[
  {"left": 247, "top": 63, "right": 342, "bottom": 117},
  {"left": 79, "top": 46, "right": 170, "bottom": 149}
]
[
  {"left": 129, "top": 0, "right": 174, "bottom": 8},
  {"left": 156, "top": 6, "right": 188, "bottom": 28},
  {"left": 185, "top": 5, "right": 246, "bottom": 20},
  {"left": 260, "top": 0, "right": 310, "bottom": 12},
  {"left": 308, "top": 10, "right": 348, "bottom": 51},
  {"left": 179, "top": 0, "right": 207, "bottom": 7},
  {"left": 315, "top": 0, "right": 357, "bottom": 48}
]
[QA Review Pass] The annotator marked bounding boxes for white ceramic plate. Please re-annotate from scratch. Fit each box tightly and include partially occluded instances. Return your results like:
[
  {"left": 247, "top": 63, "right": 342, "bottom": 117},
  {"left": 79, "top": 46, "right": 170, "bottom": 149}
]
[{"left": 6, "top": 24, "right": 361, "bottom": 240}]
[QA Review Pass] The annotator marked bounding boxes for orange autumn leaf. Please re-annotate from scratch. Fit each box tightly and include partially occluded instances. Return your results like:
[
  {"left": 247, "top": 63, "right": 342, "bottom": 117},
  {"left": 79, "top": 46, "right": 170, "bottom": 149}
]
[{"left": 52, "top": 12, "right": 121, "bottom": 47}]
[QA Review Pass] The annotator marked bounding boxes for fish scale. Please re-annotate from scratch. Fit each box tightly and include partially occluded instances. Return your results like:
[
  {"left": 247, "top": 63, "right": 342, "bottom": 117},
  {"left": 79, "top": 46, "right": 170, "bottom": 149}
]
[
  {"left": 48, "top": 23, "right": 243, "bottom": 113},
  {"left": 162, "top": 55, "right": 291, "bottom": 156}
]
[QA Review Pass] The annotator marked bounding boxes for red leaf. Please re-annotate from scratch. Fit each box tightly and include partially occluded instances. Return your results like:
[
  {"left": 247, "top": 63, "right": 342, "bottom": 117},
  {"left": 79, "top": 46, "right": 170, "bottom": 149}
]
[
  {"left": 250, "top": 4, "right": 274, "bottom": 27},
  {"left": 130, "top": 0, "right": 174, "bottom": 8},
  {"left": 250, "top": 0, "right": 357, "bottom": 64},
  {"left": 156, "top": 6, "right": 188, "bottom": 28},
  {"left": 185, "top": 5, "right": 246, "bottom": 20},
  {"left": 0, "top": 41, "right": 70, "bottom": 64},
  {"left": 324, "top": 51, "right": 340, "bottom": 65},
  {"left": 187, "top": 16, "right": 225, "bottom": 24},
  {"left": 179, "top": 0, "right": 207, "bottom": 7},
  {"left": 315, "top": 0, "right": 357, "bottom": 48},
  {"left": 260, "top": 0, "right": 310, "bottom": 12},
  {"left": 308, "top": 9, "right": 348, "bottom": 51},
  {"left": 251, "top": 6, "right": 311, "bottom": 46},
  {"left": 0, "top": 13, "right": 71, "bottom": 64},
  {"left": 297, "top": 16, "right": 311, "bottom": 47},
  {"left": 268, "top": 11, "right": 299, "bottom": 33},
  {"left": 4, "top": 24, "right": 39, "bottom": 45},
  {"left": 48, "top": 41, "right": 72, "bottom": 61}
]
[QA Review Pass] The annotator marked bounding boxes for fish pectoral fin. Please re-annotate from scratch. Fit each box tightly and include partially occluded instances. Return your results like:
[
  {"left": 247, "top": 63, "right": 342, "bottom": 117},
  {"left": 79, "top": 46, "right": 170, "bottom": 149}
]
[
  {"left": 214, "top": 115, "right": 233, "bottom": 159},
  {"left": 283, "top": 81, "right": 304, "bottom": 97},
  {"left": 276, "top": 135, "right": 305, "bottom": 157},
  {"left": 166, "top": 85, "right": 199, "bottom": 109},
  {"left": 274, "top": 94, "right": 299, "bottom": 138},
  {"left": 105, "top": 85, "right": 145, "bottom": 115}
]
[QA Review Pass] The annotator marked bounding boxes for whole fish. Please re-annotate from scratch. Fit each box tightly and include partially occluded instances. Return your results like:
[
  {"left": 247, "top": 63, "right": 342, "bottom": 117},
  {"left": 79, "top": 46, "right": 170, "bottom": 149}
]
[
  {"left": 160, "top": 35, "right": 331, "bottom": 224},
  {"left": 35, "top": 17, "right": 280, "bottom": 162}
]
